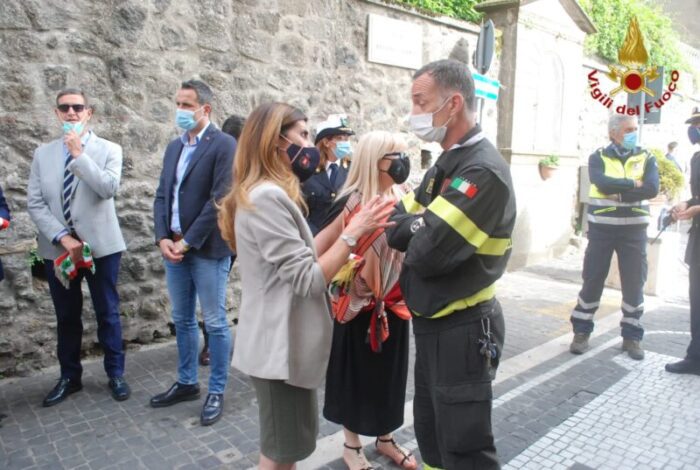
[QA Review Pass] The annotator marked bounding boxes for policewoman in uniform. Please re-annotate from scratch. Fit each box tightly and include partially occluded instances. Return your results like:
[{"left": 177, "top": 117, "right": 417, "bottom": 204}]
[
  {"left": 666, "top": 108, "right": 700, "bottom": 376},
  {"left": 569, "top": 114, "right": 659, "bottom": 360},
  {"left": 302, "top": 114, "right": 354, "bottom": 235},
  {"left": 387, "top": 60, "right": 516, "bottom": 470}
]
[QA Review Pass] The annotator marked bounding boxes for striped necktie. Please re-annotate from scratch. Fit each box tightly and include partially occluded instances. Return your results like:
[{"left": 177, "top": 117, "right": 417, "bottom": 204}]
[{"left": 62, "top": 149, "right": 75, "bottom": 228}]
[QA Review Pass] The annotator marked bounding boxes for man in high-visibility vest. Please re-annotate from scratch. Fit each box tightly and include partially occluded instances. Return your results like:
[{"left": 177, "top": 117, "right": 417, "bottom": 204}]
[{"left": 570, "top": 114, "right": 659, "bottom": 359}]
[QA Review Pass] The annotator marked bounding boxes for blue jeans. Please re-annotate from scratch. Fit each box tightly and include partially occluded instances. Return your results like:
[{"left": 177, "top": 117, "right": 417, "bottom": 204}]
[
  {"left": 165, "top": 254, "right": 232, "bottom": 394},
  {"left": 44, "top": 252, "right": 125, "bottom": 381}
]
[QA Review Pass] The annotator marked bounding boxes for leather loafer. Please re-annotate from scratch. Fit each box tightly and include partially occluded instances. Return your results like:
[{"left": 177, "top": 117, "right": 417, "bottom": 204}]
[
  {"left": 42, "top": 378, "right": 82, "bottom": 407},
  {"left": 150, "top": 382, "right": 200, "bottom": 408},
  {"left": 665, "top": 358, "right": 700, "bottom": 375},
  {"left": 109, "top": 377, "right": 131, "bottom": 401},
  {"left": 200, "top": 393, "right": 224, "bottom": 426}
]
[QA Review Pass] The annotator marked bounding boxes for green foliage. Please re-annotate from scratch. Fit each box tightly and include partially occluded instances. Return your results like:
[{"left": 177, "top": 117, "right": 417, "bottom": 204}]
[
  {"left": 649, "top": 148, "right": 684, "bottom": 200},
  {"left": 28, "top": 247, "right": 43, "bottom": 267},
  {"left": 579, "top": 0, "right": 689, "bottom": 72},
  {"left": 539, "top": 155, "right": 560, "bottom": 168},
  {"left": 384, "top": 0, "right": 483, "bottom": 23}
]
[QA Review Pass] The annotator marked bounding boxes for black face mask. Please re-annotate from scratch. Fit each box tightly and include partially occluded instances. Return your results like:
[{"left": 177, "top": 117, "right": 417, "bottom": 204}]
[
  {"left": 286, "top": 143, "right": 321, "bottom": 182},
  {"left": 381, "top": 152, "right": 411, "bottom": 184}
]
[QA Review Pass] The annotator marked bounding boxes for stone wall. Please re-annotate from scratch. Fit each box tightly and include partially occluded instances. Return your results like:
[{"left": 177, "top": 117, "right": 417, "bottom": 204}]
[{"left": 0, "top": 0, "right": 487, "bottom": 375}]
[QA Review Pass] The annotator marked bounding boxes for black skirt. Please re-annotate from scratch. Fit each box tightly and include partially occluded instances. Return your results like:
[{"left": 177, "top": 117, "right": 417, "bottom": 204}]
[{"left": 323, "top": 309, "right": 410, "bottom": 436}]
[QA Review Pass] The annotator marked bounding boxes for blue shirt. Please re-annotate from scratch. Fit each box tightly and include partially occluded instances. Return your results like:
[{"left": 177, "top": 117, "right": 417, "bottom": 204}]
[{"left": 170, "top": 123, "right": 210, "bottom": 236}]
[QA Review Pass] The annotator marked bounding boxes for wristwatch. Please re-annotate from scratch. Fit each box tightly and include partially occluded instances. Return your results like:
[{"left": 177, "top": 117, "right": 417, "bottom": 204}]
[
  {"left": 181, "top": 239, "right": 191, "bottom": 252},
  {"left": 340, "top": 234, "right": 357, "bottom": 248}
]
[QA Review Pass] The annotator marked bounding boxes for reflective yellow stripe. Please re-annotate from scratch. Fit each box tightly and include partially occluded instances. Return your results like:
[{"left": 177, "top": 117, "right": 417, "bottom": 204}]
[
  {"left": 593, "top": 207, "right": 617, "bottom": 215},
  {"left": 476, "top": 237, "right": 512, "bottom": 256},
  {"left": 428, "top": 196, "right": 510, "bottom": 255},
  {"left": 423, "top": 464, "right": 445, "bottom": 470},
  {"left": 414, "top": 283, "right": 496, "bottom": 319},
  {"left": 401, "top": 191, "right": 424, "bottom": 215},
  {"left": 631, "top": 207, "right": 650, "bottom": 215},
  {"left": 429, "top": 196, "right": 489, "bottom": 248}
]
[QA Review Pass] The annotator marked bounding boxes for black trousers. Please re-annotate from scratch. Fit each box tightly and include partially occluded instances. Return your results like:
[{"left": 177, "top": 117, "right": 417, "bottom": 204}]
[
  {"left": 413, "top": 299, "right": 504, "bottom": 470},
  {"left": 571, "top": 224, "right": 647, "bottom": 340},
  {"left": 688, "top": 264, "right": 700, "bottom": 360}
]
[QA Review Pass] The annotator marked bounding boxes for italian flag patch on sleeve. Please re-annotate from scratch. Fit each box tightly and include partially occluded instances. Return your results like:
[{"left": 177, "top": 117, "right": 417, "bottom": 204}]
[{"left": 450, "top": 177, "right": 479, "bottom": 198}]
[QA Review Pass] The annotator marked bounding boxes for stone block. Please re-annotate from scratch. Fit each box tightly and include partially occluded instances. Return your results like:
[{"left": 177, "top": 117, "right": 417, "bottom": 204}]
[
  {"left": 43, "top": 66, "right": 70, "bottom": 91},
  {"left": 0, "top": 0, "right": 32, "bottom": 29},
  {"left": 196, "top": 16, "right": 232, "bottom": 52},
  {"left": 103, "top": 2, "right": 148, "bottom": 47},
  {"left": 139, "top": 297, "right": 167, "bottom": 321},
  {"left": 276, "top": 35, "right": 306, "bottom": 67}
]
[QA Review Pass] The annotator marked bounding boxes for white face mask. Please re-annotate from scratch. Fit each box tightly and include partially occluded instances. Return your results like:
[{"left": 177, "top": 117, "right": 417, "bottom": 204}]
[{"left": 408, "top": 97, "right": 453, "bottom": 143}]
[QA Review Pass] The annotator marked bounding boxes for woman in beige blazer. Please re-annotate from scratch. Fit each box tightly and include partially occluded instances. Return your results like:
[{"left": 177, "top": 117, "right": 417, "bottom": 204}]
[{"left": 217, "top": 102, "right": 395, "bottom": 470}]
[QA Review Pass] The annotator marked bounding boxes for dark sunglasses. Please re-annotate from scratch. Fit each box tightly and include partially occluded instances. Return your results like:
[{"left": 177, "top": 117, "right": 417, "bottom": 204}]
[{"left": 57, "top": 104, "right": 86, "bottom": 113}]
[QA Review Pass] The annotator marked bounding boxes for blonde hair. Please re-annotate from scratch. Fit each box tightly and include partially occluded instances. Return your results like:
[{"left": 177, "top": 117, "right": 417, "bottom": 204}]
[
  {"left": 217, "top": 102, "right": 307, "bottom": 250},
  {"left": 338, "top": 131, "right": 408, "bottom": 206}
]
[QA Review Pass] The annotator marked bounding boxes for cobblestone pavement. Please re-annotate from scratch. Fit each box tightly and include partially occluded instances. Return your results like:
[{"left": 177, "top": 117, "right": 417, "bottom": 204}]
[{"left": 1, "top": 247, "right": 697, "bottom": 470}]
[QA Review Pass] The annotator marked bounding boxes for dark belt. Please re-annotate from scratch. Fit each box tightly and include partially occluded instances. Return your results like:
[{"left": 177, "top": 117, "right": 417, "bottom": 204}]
[{"left": 172, "top": 233, "right": 184, "bottom": 242}]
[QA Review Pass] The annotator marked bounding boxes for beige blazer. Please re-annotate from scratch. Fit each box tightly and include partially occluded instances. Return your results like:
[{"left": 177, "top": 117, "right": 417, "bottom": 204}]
[{"left": 232, "top": 182, "right": 332, "bottom": 389}]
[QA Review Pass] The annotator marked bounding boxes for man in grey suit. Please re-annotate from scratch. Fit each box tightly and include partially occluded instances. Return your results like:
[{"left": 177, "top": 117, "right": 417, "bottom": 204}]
[{"left": 27, "top": 88, "right": 130, "bottom": 407}]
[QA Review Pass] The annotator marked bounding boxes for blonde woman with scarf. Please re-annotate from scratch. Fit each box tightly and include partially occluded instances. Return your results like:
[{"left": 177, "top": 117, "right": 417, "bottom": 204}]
[{"left": 316, "top": 131, "right": 417, "bottom": 470}]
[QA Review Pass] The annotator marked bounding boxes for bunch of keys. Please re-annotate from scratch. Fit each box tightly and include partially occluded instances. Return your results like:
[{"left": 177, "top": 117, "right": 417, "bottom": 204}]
[{"left": 478, "top": 317, "right": 498, "bottom": 370}]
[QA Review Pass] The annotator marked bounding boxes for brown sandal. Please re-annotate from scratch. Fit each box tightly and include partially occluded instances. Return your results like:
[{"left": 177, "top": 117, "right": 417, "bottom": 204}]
[
  {"left": 343, "top": 443, "right": 374, "bottom": 470},
  {"left": 375, "top": 437, "right": 417, "bottom": 470}
]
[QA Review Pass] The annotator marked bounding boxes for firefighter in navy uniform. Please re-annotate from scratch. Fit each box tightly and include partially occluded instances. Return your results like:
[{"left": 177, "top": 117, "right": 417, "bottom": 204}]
[
  {"left": 666, "top": 108, "right": 700, "bottom": 376},
  {"left": 302, "top": 114, "right": 354, "bottom": 235},
  {"left": 387, "top": 60, "right": 516, "bottom": 470},
  {"left": 569, "top": 114, "right": 659, "bottom": 360}
]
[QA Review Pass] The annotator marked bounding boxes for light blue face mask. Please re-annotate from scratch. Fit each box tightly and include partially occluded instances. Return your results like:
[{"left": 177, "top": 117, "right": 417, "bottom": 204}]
[
  {"left": 62, "top": 121, "right": 85, "bottom": 135},
  {"left": 333, "top": 141, "right": 352, "bottom": 160},
  {"left": 176, "top": 107, "right": 203, "bottom": 131},
  {"left": 622, "top": 131, "right": 638, "bottom": 150}
]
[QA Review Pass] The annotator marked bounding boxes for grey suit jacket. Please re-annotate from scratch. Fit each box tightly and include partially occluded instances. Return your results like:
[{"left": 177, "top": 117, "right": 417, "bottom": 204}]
[
  {"left": 232, "top": 182, "right": 333, "bottom": 389},
  {"left": 27, "top": 133, "right": 126, "bottom": 260}
]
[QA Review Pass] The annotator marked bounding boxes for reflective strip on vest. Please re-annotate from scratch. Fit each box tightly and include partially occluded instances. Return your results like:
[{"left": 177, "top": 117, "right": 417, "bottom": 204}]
[
  {"left": 413, "top": 282, "right": 496, "bottom": 319},
  {"left": 587, "top": 214, "right": 650, "bottom": 225},
  {"left": 423, "top": 464, "right": 446, "bottom": 470},
  {"left": 428, "top": 196, "right": 511, "bottom": 256},
  {"left": 588, "top": 198, "right": 645, "bottom": 208},
  {"left": 401, "top": 191, "right": 424, "bottom": 215}
]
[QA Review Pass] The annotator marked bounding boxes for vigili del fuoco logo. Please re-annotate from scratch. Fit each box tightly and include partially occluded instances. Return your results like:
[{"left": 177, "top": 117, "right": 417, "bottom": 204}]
[{"left": 587, "top": 16, "right": 680, "bottom": 116}]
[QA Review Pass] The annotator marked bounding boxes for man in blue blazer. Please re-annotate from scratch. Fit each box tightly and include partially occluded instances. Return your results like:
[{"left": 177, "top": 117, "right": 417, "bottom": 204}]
[
  {"left": 0, "top": 184, "right": 10, "bottom": 282},
  {"left": 151, "top": 80, "right": 236, "bottom": 426}
]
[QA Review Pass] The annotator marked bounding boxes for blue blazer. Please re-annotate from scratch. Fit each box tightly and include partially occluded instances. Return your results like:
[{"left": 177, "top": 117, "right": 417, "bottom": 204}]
[
  {"left": 153, "top": 125, "right": 236, "bottom": 259},
  {"left": 301, "top": 162, "right": 348, "bottom": 235},
  {"left": 0, "top": 185, "right": 10, "bottom": 281}
]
